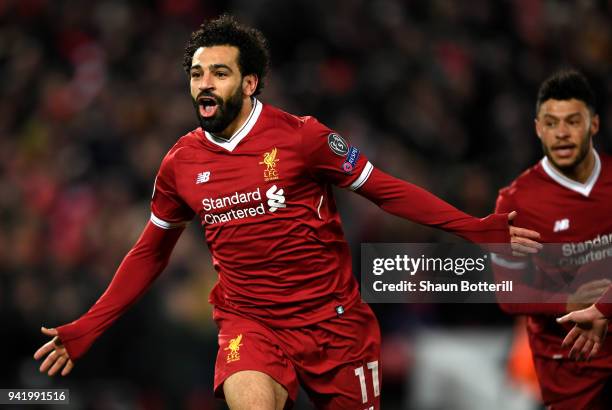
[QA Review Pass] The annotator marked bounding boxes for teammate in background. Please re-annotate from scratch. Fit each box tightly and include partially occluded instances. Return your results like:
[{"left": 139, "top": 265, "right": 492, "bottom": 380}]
[
  {"left": 34, "top": 15, "right": 540, "bottom": 409},
  {"left": 493, "top": 69, "right": 612, "bottom": 409}
]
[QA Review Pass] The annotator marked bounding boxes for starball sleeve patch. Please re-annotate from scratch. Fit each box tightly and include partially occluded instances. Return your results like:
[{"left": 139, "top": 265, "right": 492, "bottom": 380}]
[{"left": 327, "top": 133, "right": 349, "bottom": 156}]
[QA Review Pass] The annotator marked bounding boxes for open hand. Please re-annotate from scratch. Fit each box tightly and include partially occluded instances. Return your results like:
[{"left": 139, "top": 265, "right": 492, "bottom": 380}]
[
  {"left": 557, "top": 305, "right": 608, "bottom": 361},
  {"left": 33, "top": 327, "right": 74, "bottom": 376}
]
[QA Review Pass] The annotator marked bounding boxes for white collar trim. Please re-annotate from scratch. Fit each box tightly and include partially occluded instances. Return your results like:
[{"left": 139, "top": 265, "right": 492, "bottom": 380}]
[
  {"left": 204, "top": 98, "right": 262, "bottom": 152},
  {"left": 541, "top": 150, "right": 600, "bottom": 197}
]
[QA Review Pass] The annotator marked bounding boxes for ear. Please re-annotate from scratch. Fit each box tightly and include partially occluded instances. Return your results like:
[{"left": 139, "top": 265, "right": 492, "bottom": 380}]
[
  {"left": 590, "top": 113, "right": 600, "bottom": 136},
  {"left": 534, "top": 118, "right": 542, "bottom": 140},
  {"left": 242, "top": 74, "right": 258, "bottom": 97}
]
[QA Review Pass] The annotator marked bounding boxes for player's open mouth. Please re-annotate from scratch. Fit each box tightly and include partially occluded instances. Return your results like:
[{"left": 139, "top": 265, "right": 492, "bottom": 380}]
[
  {"left": 552, "top": 144, "right": 576, "bottom": 158},
  {"left": 198, "top": 96, "right": 219, "bottom": 118}
]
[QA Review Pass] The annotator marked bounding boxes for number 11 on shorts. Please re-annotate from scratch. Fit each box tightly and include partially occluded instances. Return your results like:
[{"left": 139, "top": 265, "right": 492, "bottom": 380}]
[{"left": 354, "top": 360, "right": 380, "bottom": 405}]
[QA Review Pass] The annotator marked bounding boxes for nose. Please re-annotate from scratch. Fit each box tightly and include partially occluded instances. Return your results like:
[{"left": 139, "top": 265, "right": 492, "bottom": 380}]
[
  {"left": 555, "top": 121, "right": 570, "bottom": 139},
  {"left": 198, "top": 71, "right": 215, "bottom": 91}
]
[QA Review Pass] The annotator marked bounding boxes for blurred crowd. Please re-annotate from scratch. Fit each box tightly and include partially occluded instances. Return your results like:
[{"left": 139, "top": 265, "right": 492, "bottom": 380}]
[{"left": 1, "top": 0, "right": 611, "bottom": 408}]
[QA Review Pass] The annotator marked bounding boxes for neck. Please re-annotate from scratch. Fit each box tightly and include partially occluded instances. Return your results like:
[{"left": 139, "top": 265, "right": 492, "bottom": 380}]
[
  {"left": 211, "top": 97, "right": 254, "bottom": 141},
  {"left": 554, "top": 149, "right": 596, "bottom": 183}
]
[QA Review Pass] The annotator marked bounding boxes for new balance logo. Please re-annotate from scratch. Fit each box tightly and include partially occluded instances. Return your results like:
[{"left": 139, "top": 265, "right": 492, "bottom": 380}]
[
  {"left": 553, "top": 218, "right": 570, "bottom": 232},
  {"left": 266, "top": 185, "right": 286, "bottom": 212},
  {"left": 196, "top": 171, "right": 211, "bottom": 184}
]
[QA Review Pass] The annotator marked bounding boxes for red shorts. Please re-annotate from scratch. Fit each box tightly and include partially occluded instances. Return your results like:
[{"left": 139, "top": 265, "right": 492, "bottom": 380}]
[
  {"left": 532, "top": 354, "right": 612, "bottom": 409},
  {"left": 213, "top": 301, "right": 381, "bottom": 409}
]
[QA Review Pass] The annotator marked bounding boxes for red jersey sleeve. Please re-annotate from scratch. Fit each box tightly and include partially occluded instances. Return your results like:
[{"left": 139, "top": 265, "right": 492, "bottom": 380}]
[
  {"left": 150, "top": 151, "right": 195, "bottom": 229},
  {"left": 56, "top": 149, "right": 193, "bottom": 359},
  {"left": 492, "top": 190, "right": 567, "bottom": 315},
  {"left": 299, "top": 117, "right": 373, "bottom": 190},
  {"left": 357, "top": 167, "right": 510, "bottom": 243},
  {"left": 56, "top": 221, "right": 184, "bottom": 359}
]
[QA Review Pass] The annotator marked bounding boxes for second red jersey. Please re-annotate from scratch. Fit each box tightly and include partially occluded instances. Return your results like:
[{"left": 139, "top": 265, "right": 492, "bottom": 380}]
[{"left": 494, "top": 152, "right": 612, "bottom": 358}]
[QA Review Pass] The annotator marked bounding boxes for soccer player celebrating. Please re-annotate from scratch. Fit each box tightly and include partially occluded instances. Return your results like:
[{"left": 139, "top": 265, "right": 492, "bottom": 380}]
[
  {"left": 34, "top": 15, "right": 540, "bottom": 409},
  {"left": 493, "top": 70, "right": 612, "bottom": 409}
]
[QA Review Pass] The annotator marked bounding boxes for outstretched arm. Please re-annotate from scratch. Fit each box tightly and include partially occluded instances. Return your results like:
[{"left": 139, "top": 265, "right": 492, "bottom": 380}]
[
  {"left": 34, "top": 220, "right": 185, "bottom": 375},
  {"left": 356, "top": 167, "right": 541, "bottom": 249},
  {"left": 297, "top": 118, "right": 539, "bottom": 250}
]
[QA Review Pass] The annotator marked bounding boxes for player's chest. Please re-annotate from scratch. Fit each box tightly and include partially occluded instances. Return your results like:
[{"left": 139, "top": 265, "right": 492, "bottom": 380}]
[
  {"left": 518, "top": 187, "right": 612, "bottom": 243},
  {"left": 173, "top": 145, "right": 307, "bottom": 216}
]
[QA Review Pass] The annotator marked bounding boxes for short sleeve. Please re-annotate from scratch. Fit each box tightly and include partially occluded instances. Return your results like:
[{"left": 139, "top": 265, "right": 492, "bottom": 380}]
[
  {"left": 150, "top": 153, "right": 195, "bottom": 229},
  {"left": 300, "top": 117, "right": 373, "bottom": 190}
]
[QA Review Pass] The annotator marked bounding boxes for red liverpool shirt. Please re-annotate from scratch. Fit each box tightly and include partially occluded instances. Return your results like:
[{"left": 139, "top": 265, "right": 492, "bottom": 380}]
[
  {"left": 493, "top": 151, "right": 612, "bottom": 358},
  {"left": 151, "top": 99, "right": 372, "bottom": 327}
]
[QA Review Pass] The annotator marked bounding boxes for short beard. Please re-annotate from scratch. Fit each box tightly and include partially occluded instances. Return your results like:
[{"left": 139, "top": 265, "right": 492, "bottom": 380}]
[
  {"left": 542, "top": 125, "right": 592, "bottom": 172},
  {"left": 193, "top": 85, "right": 244, "bottom": 137}
]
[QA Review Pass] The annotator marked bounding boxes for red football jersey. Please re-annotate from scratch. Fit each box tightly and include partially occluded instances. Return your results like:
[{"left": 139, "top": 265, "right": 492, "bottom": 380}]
[
  {"left": 494, "top": 151, "right": 612, "bottom": 358},
  {"left": 151, "top": 99, "right": 371, "bottom": 328}
]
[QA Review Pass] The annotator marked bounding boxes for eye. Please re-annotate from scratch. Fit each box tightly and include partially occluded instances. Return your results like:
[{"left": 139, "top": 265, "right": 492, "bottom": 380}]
[
  {"left": 191, "top": 71, "right": 201, "bottom": 78},
  {"left": 215, "top": 71, "right": 228, "bottom": 78}
]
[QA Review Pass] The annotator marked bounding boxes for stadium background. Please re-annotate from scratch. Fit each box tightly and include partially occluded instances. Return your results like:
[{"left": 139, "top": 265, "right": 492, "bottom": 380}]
[{"left": 1, "top": 0, "right": 611, "bottom": 408}]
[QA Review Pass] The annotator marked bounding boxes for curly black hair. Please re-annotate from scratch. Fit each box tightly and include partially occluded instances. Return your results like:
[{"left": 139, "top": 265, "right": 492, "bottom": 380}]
[
  {"left": 536, "top": 69, "right": 596, "bottom": 115},
  {"left": 183, "top": 14, "right": 270, "bottom": 96}
]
